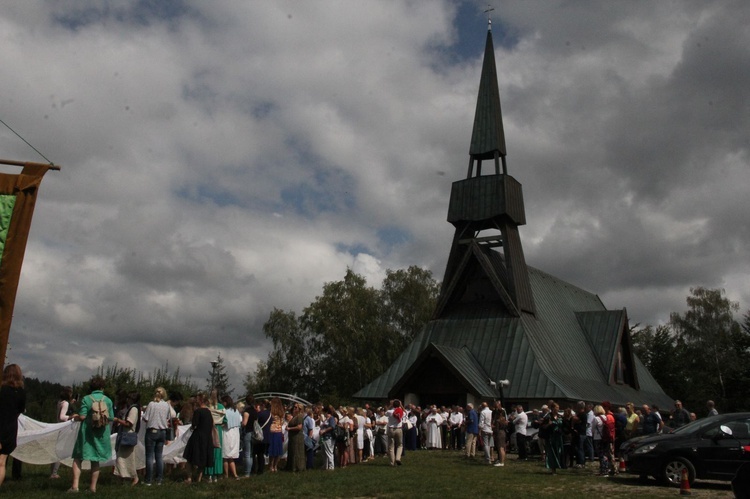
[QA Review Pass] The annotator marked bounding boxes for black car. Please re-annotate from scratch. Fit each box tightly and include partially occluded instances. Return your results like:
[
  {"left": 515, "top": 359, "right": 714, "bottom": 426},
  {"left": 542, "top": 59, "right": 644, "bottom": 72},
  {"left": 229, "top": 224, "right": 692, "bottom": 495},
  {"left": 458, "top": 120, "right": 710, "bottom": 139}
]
[{"left": 621, "top": 412, "right": 750, "bottom": 487}]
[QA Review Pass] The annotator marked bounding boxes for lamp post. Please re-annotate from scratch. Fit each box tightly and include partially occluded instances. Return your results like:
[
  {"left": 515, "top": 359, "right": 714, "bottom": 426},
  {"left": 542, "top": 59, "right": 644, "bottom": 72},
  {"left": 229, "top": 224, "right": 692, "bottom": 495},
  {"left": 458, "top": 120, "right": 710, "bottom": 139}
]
[{"left": 489, "top": 379, "right": 510, "bottom": 408}]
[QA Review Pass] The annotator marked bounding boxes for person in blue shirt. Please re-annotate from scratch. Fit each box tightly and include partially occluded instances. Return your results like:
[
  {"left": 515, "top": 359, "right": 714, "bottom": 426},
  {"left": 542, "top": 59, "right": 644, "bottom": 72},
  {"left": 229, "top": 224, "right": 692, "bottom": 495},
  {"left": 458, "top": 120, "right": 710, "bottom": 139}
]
[{"left": 464, "top": 403, "right": 479, "bottom": 458}]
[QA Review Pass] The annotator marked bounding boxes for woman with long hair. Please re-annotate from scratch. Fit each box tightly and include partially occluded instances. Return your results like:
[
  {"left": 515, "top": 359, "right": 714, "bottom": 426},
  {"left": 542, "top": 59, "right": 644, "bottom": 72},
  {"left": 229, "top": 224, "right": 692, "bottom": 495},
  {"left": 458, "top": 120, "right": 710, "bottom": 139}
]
[
  {"left": 267, "top": 397, "right": 285, "bottom": 472},
  {"left": 113, "top": 391, "right": 141, "bottom": 485},
  {"left": 49, "top": 386, "right": 73, "bottom": 479},
  {"left": 286, "top": 403, "right": 306, "bottom": 472},
  {"left": 205, "top": 389, "right": 226, "bottom": 482},
  {"left": 183, "top": 392, "right": 213, "bottom": 483},
  {"left": 337, "top": 407, "right": 352, "bottom": 468},
  {"left": 0, "top": 364, "right": 25, "bottom": 488}
]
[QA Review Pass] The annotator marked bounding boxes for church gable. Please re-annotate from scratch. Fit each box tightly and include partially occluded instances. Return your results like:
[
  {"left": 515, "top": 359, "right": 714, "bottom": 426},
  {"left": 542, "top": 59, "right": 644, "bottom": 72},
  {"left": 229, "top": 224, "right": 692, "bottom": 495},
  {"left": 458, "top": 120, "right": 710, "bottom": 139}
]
[
  {"left": 389, "top": 343, "right": 498, "bottom": 399},
  {"left": 434, "top": 241, "right": 519, "bottom": 319},
  {"left": 576, "top": 310, "right": 640, "bottom": 389}
]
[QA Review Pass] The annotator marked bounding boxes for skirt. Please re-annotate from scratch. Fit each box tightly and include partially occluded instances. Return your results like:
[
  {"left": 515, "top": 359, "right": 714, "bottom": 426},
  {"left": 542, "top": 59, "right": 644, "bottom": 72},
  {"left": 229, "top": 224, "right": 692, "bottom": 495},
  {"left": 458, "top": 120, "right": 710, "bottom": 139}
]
[
  {"left": 268, "top": 431, "right": 284, "bottom": 457},
  {"left": 223, "top": 427, "right": 240, "bottom": 459}
]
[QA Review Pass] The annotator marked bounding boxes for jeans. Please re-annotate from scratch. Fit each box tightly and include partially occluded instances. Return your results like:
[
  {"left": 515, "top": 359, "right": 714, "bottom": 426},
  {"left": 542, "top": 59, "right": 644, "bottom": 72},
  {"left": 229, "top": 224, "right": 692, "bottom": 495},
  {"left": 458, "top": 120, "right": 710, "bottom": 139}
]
[
  {"left": 322, "top": 438, "right": 335, "bottom": 469},
  {"left": 145, "top": 429, "right": 166, "bottom": 484},
  {"left": 577, "top": 435, "right": 594, "bottom": 465},
  {"left": 243, "top": 432, "right": 254, "bottom": 476}
]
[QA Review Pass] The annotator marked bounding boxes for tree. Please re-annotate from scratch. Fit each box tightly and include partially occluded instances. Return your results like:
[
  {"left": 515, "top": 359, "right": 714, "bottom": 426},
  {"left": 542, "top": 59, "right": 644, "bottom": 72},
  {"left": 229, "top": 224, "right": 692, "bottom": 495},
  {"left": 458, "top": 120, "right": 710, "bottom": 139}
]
[
  {"left": 206, "top": 353, "right": 233, "bottom": 397},
  {"left": 243, "top": 360, "right": 271, "bottom": 397},
  {"left": 302, "top": 269, "right": 384, "bottom": 401},
  {"left": 669, "top": 287, "right": 745, "bottom": 411},
  {"left": 380, "top": 265, "right": 441, "bottom": 354},
  {"left": 74, "top": 363, "right": 197, "bottom": 410},
  {"left": 631, "top": 324, "right": 686, "bottom": 401},
  {"left": 261, "top": 308, "right": 316, "bottom": 398},
  {"left": 247, "top": 266, "right": 440, "bottom": 404}
]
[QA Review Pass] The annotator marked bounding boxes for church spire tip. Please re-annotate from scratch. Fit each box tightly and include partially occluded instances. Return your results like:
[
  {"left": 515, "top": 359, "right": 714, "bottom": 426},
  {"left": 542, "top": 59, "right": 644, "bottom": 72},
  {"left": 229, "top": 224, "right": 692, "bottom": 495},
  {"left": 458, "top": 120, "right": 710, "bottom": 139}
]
[{"left": 484, "top": 5, "right": 494, "bottom": 31}]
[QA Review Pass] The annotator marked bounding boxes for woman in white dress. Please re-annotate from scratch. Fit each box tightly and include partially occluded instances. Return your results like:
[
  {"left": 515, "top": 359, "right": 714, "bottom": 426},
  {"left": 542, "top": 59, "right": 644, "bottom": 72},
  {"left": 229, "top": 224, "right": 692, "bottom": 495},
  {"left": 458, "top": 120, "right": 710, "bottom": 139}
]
[
  {"left": 113, "top": 391, "right": 140, "bottom": 486},
  {"left": 425, "top": 406, "right": 443, "bottom": 449},
  {"left": 355, "top": 408, "right": 366, "bottom": 463},
  {"left": 221, "top": 395, "right": 241, "bottom": 479}
]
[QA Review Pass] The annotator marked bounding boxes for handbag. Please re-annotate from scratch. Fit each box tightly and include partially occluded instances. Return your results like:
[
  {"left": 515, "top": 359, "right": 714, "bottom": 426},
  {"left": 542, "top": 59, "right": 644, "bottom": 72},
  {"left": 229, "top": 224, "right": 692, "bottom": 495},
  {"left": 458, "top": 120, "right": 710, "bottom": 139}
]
[
  {"left": 403, "top": 416, "right": 413, "bottom": 430},
  {"left": 304, "top": 434, "right": 315, "bottom": 450},
  {"left": 212, "top": 425, "right": 221, "bottom": 448},
  {"left": 253, "top": 419, "right": 264, "bottom": 442},
  {"left": 116, "top": 405, "right": 140, "bottom": 450},
  {"left": 120, "top": 431, "right": 138, "bottom": 447}
]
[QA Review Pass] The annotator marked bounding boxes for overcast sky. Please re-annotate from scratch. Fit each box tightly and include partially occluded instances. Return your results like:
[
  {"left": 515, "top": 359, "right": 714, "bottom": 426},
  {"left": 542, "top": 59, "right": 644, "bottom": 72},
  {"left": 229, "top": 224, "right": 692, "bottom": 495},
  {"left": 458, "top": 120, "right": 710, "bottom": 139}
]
[{"left": 2, "top": 1, "right": 748, "bottom": 391}]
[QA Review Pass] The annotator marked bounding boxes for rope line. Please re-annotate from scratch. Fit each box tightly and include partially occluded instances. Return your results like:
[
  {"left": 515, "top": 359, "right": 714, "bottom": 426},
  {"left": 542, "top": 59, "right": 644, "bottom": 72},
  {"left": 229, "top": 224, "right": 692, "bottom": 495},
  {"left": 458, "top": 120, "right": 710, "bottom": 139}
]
[{"left": 0, "top": 117, "right": 55, "bottom": 165}]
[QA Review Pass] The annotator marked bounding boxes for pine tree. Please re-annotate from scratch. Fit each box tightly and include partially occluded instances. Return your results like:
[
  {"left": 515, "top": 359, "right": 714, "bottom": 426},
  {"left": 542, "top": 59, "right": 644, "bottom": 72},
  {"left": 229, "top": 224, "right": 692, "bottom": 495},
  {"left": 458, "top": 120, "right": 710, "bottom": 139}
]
[{"left": 206, "top": 352, "right": 233, "bottom": 397}]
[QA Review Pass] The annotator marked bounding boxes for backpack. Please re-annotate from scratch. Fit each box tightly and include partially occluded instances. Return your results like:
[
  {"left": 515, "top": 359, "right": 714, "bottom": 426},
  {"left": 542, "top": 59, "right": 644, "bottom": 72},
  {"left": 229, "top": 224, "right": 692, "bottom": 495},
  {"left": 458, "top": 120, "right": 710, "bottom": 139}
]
[
  {"left": 89, "top": 395, "right": 109, "bottom": 429},
  {"left": 253, "top": 419, "right": 264, "bottom": 442},
  {"left": 333, "top": 425, "right": 348, "bottom": 443},
  {"left": 599, "top": 415, "right": 613, "bottom": 444}
]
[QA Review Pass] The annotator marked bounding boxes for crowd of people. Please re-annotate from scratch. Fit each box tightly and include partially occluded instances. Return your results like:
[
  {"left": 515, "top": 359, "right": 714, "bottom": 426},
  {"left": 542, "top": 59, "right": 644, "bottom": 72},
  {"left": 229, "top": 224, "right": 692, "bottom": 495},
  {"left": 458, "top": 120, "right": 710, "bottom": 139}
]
[{"left": 0, "top": 364, "right": 720, "bottom": 491}]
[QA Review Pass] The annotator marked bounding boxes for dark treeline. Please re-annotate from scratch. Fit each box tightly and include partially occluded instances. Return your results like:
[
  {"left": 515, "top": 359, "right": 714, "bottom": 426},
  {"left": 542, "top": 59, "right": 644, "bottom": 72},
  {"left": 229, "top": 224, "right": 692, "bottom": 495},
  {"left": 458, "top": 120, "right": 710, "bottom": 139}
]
[
  {"left": 632, "top": 287, "right": 750, "bottom": 414},
  {"left": 19, "top": 276, "right": 750, "bottom": 420}
]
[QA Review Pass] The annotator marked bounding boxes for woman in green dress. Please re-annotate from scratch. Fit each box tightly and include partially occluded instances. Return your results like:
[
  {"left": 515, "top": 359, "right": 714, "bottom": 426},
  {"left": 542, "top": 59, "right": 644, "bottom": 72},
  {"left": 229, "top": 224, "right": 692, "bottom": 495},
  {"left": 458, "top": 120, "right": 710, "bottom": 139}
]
[
  {"left": 205, "top": 390, "right": 226, "bottom": 482},
  {"left": 286, "top": 404, "right": 306, "bottom": 472},
  {"left": 542, "top": 402, "right": 564, "bottom": 474},
  {"left": 69, "top": 376, "right": 114, "bottom": 493}
]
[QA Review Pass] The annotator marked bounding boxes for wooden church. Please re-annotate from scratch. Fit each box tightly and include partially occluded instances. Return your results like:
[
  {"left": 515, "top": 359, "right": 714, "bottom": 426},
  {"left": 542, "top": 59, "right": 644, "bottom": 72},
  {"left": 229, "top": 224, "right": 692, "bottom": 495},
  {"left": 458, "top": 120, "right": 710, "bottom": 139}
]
[{"left": 354, "top": 24, "right": 673, "bottom": 410}]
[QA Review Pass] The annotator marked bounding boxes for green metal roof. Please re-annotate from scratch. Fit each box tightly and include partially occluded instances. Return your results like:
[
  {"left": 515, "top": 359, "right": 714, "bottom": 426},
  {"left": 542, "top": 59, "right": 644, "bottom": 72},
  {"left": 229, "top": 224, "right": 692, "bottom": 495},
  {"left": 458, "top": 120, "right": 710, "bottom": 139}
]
[{"left": 354, "top": 256, "right": 673, "bottom": 408}]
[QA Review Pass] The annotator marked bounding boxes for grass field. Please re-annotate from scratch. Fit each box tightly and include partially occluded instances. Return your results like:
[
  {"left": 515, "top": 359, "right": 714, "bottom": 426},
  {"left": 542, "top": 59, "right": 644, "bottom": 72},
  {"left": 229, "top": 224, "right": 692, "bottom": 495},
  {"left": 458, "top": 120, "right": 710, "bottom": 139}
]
[{"left": 0, "top": 450, "right": 735, "bottom": 498}]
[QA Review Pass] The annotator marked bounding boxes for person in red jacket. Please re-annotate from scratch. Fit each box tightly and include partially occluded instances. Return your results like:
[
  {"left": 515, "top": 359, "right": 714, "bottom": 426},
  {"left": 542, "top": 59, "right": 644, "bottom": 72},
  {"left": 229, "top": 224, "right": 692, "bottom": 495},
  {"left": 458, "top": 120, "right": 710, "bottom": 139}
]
[{"left": 600, "top": 401, "right": 616, "bottom": 475}]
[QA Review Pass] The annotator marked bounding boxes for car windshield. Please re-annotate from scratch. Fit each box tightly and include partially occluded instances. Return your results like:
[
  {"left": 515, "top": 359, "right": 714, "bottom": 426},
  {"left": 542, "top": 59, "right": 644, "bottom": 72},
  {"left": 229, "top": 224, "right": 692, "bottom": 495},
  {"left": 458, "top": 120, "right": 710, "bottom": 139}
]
[{"left": 670, "top": 417, "right": 719, "bottom": 435}]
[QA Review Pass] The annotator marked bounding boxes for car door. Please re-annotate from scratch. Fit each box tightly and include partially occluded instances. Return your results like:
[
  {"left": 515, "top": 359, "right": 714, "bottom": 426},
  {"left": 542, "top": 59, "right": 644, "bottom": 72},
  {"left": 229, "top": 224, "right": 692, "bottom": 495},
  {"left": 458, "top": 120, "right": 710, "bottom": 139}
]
[{"left": 696, "top": 416, "right": 750, "bottom": 480}]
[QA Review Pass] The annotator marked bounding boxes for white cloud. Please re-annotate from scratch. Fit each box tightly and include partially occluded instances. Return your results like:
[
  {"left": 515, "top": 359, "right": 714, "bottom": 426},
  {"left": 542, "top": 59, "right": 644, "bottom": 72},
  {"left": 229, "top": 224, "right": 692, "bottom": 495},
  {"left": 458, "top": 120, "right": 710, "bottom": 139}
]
[{"left": 2, "top": 1, "right": 749, "bottom": 387}]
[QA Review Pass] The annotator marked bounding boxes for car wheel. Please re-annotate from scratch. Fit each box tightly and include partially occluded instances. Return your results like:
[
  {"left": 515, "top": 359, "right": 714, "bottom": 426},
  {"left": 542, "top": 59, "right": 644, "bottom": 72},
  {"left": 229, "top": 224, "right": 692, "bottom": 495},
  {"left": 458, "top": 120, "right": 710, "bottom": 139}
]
[{"left": 660, "top": 456, "right": 695, "bottom": 487}]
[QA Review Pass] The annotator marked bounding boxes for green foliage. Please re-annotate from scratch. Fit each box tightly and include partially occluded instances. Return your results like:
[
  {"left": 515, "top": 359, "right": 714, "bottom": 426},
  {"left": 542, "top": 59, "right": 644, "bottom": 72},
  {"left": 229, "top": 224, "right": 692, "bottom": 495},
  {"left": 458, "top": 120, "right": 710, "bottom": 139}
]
[
  {"left": 669, "top": 287, "right": 746, "bottom": 411},
  {"left": 632, "top": 287, "right": 750, "bottom": 413},
  {"left": 21, "top": 378, "right": 66, "bottom": 422},
  {"left": 205, "top": 353, "right": 233, "bottom": 397},
  {"left": 247, "top": 266, "right": 440, "bottom": 404},
  {"left": 73, "top": 363, "right": 197, "bottom": 407},
  {"left": 631, "top": 324, "right": 685, "bottom": 400}
]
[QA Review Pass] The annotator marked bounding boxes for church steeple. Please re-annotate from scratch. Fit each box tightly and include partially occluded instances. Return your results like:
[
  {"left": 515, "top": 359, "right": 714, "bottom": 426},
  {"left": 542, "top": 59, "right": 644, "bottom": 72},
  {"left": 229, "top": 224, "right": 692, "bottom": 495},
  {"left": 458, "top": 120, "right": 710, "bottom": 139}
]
[
  {"left": 436, "top": 24, "right": 536, "bottom": 317},
  {"left": 469, "top": 27, "right": 507, "bottom": 167}
]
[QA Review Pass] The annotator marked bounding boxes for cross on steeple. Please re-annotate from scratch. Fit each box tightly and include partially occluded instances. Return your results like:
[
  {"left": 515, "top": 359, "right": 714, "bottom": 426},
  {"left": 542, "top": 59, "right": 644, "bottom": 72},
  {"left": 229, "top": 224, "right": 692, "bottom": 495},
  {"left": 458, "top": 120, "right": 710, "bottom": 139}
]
[{"left": 484, "top": 5, "right": 494, "bottom": 31}]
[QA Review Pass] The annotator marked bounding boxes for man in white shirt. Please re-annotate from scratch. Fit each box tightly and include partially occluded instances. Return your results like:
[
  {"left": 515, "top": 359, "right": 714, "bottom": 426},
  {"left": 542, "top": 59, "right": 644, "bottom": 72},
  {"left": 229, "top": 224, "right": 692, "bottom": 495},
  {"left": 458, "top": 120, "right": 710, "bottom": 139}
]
[
  {"left": 385, "top": 400, "right": 405, "bottom": 466},
  {"left": 479, "top": 402, "right": 494, "bottom": 464},
  {"left": 448, "top": 406, "right": 464, "bottom": 450},
  {"left": 510, "top": 405, "right": 528, "bottom": 460}
]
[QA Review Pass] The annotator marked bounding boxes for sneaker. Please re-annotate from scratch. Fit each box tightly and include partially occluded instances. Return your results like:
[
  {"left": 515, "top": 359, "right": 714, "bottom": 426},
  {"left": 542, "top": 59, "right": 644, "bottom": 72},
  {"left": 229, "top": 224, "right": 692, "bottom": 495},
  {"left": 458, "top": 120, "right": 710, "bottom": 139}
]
[{"left": 494, "top": 462, "right": 505, "bottom": 467}]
